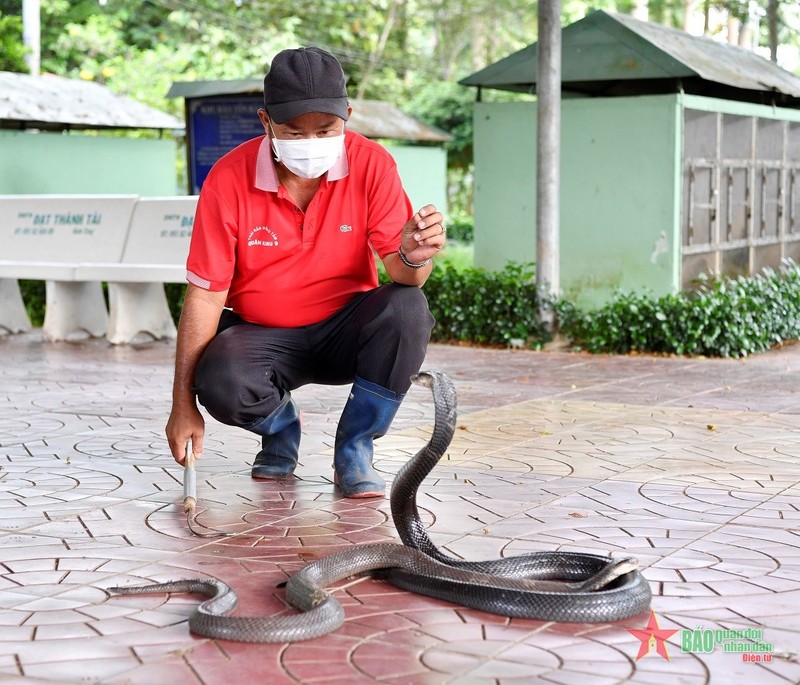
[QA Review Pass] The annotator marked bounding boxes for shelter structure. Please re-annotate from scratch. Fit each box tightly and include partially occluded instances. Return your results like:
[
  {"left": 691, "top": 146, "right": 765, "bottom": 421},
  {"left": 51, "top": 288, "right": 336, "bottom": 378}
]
[
  {"left": 0, "top": 71, "right": 183, "bottom": 194},
  {"left": 167, "top": 80, "right": 451, "bottom": 212},
  {"left": 461, "top": 10, "right": 800, "bottom": 306}
]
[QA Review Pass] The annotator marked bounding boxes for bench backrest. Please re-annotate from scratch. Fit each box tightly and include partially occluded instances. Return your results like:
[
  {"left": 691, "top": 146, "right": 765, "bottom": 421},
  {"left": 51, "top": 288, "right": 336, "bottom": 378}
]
[
  {"left": 120, "top": 196, "right": 198, "bottom": 265},
  {"left": 0, "top": 194, "right": 137, "bottom": 262}
]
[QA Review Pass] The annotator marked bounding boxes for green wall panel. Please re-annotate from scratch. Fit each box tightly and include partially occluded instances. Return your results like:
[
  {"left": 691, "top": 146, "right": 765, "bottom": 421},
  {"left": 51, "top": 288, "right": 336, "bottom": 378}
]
[
  {"left": 559, "top": 94, "right": 681, "bottom": 307},
  {"left": 473, "top": 102, "right": 537, "bottom": 269},
  {"left": 0, "top": 130, "right": 179, "bottom": 195},
  {"left": 384, "top": 144, "right": 448, "bottom": 217},
  {"left": 474, "top": 95, "right": 682, "bottom": 307}
]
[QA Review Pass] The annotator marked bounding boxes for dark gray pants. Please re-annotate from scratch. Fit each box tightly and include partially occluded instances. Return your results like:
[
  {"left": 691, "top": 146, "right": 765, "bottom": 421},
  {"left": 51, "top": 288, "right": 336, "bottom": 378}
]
[{"left": 193, "top": 284, "right": 434, "bottom": 428}]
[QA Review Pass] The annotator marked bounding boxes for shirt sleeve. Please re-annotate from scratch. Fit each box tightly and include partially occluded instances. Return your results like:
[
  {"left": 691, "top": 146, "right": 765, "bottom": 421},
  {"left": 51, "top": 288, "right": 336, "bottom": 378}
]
[{"left": 186, "top": 184, "right": 236, "bottom": 291}]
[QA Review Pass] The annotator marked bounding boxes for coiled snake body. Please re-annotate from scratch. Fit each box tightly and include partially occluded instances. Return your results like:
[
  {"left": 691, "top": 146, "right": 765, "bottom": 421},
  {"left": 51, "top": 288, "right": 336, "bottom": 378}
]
[{"left": 110, "top": 371, "right": 651, "bottom": 642}]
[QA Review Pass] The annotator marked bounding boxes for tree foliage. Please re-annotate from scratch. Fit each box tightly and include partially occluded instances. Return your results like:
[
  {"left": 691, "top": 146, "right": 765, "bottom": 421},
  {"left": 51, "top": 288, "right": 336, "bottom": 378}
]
[
  {"left": 4, "top": 1, "right": 800, "bottom": 101},
  {"left": 3, "top": 0, "right": 799, "bottom": 213},
  {"left": 0, "top": 10, "right": 27, "bottom": 71}
]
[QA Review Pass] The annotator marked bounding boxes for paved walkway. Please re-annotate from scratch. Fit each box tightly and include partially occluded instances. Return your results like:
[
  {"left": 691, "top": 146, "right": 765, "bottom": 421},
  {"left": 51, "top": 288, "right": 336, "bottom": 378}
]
[{"left": 1, "top": 332, "right": 799, "bottom": 684}]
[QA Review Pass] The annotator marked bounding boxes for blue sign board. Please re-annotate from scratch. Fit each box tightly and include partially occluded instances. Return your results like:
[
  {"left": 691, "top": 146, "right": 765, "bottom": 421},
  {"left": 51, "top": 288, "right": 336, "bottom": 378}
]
[{"left": 187, "top": 96, "right": 263, "bottom": 194}]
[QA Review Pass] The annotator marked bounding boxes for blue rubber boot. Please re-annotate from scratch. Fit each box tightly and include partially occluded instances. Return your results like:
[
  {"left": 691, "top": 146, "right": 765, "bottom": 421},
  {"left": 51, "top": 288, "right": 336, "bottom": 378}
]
[
  {"left": 334, "top": 376, "right": 403, "bottom": 498},
  {"left": 248, "top": 393, "right": 301, "bottom": 479}
]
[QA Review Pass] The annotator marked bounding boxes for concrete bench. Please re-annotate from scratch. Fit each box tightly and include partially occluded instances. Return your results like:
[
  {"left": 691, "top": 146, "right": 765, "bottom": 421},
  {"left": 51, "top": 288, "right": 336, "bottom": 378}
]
[{"left": 0, "top": 194, "right": 196, "bottom": 344}]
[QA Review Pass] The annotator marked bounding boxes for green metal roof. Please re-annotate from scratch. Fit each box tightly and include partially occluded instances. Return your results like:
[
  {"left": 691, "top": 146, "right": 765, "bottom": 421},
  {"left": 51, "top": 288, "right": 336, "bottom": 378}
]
[
  {"left": 460, "top": 10, "right": 800, "bottom": 107},
  {"left": 167, "top": 79, "right": 262, "bottom": 99}
]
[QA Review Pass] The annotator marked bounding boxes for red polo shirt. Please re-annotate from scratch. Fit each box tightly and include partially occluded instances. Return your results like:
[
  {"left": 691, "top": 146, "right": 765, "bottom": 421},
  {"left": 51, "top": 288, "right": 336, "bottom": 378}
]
[{"left": 186, "top": 130, "right": 412, "bottom": 327}]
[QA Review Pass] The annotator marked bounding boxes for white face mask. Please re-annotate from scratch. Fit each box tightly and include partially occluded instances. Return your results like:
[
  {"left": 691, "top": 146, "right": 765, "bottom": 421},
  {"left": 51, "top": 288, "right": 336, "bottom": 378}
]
[{"left": 270, "top": 123, "right": 345, "bottom": 179}]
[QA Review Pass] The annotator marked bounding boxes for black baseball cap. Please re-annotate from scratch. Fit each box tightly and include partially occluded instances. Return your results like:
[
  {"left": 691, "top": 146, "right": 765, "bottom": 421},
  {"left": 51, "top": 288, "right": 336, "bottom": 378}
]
[{"left": 263, "top": 47, "right": 350, "bottom": 124}]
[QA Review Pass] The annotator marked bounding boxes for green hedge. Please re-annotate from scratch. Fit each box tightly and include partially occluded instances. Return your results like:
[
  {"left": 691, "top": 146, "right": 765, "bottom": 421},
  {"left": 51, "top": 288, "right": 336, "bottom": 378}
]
[
  {"left": 557, "top": 261, "right": 800, "bottom": 357},
  {"left": 443, "top": 214, "right": 474, "bottom": 243},
  {"left": 18, "top": 280, "right": 46, "bottom": 325},
  {"left": 17, "top": 260, "right": 800, "bottom": 358},
  {"left": 164, "top": 283, "right": 187, "bottom": 325},
  {"left": 422, "top": 262, "right": 548, "bottom": 346}
]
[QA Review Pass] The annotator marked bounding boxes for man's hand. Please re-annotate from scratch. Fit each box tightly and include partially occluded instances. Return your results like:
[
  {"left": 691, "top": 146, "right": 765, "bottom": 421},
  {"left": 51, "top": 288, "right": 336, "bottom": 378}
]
[
  {"left": 383, "top": 204, "right": 447, "bottom": 286},
  {"left": 400, "top": 204, "right": 446, "bottom": 266},
  {"left": 166, "top": 402, "right": 206, "bottom": 465}
]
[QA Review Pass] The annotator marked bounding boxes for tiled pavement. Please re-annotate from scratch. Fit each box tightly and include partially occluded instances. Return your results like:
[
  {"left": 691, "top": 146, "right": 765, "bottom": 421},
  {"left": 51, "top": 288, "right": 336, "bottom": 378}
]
[{"left": 1, "top": 331, "right": 799, "bottom": 684}]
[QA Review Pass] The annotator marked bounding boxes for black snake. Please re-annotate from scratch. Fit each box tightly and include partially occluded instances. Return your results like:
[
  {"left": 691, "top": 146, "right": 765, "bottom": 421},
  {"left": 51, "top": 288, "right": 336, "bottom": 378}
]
[{"left": 109, "top": 371, "right": 652, "bottom": 642}]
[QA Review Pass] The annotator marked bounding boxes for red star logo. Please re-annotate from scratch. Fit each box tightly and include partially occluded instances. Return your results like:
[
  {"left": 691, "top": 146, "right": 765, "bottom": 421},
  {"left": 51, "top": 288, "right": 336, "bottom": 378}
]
[{"left": 627, "top": 611, "right": 679, "bottom": 660}]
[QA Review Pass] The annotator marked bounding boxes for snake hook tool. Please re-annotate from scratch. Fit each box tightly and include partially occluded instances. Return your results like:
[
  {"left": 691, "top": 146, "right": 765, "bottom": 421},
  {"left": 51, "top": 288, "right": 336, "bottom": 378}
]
[{"left": 183, "top": 443, "right": 231, "bottom": 538}]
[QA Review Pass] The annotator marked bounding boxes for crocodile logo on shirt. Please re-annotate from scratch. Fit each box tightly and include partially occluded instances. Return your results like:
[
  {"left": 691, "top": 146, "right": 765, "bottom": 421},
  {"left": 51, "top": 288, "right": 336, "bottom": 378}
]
[{"left": 248, "top": 226, "right": 279, "bottom": 247}]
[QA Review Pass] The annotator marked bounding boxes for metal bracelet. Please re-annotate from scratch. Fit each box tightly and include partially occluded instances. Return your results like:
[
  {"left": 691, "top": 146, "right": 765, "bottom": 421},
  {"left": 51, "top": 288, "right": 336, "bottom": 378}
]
[{"left": 398, "top": 245, "right": 431, "bottom": 269}]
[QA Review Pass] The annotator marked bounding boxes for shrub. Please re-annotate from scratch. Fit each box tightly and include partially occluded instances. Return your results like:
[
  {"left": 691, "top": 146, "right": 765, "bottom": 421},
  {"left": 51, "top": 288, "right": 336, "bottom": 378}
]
[
  {"left": 164, "top": 283, "right": 187, "bottom": 326},
  {"left": 557, "top": 260, "right": 800, "bottom": 357},
  {"left": 422, "top": 262, "right": 549, "bottom": 346},
  {"left": 19, "top": 280, "right": 46, "bottom": 326},
  {"left": 444, "top": 214, "right": 474, "bottom": 243}
]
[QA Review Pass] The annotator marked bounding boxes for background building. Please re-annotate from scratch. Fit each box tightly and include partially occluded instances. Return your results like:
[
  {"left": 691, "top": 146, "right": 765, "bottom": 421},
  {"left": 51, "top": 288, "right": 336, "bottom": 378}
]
[{"left": 462, "top": 10, "right": 800, "bottom": 307}]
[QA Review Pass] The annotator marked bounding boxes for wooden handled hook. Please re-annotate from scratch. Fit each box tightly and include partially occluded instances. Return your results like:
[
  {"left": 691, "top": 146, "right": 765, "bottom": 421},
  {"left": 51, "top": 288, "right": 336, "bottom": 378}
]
[{"left": 181, "top": 443, "right": 231, "bottom": 538}]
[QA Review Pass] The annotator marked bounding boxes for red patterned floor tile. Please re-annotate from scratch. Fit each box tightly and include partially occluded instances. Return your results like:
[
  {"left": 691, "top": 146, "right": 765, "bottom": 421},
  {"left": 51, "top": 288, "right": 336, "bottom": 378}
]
[{"left": 2, "top": 336, "right": 800, "bottom": 683}]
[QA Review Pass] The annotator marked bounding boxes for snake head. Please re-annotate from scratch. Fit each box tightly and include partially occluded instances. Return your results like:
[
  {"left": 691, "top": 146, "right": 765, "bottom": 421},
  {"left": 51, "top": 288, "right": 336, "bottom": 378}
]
[{"left": 410, "top": 371, "right": 435, "bottom": 388}]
